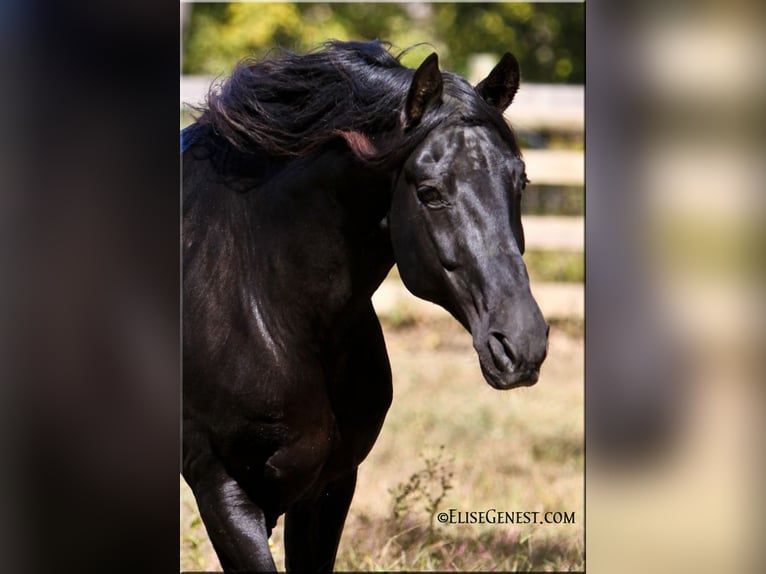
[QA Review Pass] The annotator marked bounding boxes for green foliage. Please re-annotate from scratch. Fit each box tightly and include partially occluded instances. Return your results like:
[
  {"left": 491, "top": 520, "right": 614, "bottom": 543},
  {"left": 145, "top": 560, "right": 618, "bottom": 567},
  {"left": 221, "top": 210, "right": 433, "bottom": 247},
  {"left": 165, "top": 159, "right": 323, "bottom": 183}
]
[
  {"left": 182, "top": 3, "right": 583, "bottom": 83},
  {"left": 522, "top": 185, "right": 584, "bottom": 216},
  {"left": 524, "top": 250, "right": 584, "bottom": 283},
  {"left": 180, "top": 108, "right": 194, "bottom": 129},
  {"left": 430, "top": 3, "right": 584, "bottom": 82}
]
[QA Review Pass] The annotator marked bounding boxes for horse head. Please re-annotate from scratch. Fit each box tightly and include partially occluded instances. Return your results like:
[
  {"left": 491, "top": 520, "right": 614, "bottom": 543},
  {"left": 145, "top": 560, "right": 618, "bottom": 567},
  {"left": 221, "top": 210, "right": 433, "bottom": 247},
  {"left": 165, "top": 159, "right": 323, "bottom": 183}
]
[{"left": 388, "top": 53, "right": 549, "bottom": 390}]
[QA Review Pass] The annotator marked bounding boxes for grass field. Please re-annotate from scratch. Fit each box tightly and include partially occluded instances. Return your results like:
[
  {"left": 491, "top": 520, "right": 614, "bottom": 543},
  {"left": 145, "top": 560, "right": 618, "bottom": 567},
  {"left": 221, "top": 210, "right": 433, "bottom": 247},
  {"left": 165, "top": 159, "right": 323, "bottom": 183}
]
[{"left": 181, "top": 285, "right": 584, "bottom": 572}]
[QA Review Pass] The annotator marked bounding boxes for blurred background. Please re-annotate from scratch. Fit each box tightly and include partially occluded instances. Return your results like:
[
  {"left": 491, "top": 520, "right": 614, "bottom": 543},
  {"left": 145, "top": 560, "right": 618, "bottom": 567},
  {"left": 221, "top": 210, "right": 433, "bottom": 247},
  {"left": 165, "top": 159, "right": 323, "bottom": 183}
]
[
  {"left": 585, "top": 2, "right": 764, "bottom": 573},
  {"left": 180, "top": 2, "right": 584, "bottom": 81},
  {"left": 179, "top": 2, "right": 585, "bottom": 571},
  {"left": 2, "top": 1, "right": 762, "bottom": 573}
]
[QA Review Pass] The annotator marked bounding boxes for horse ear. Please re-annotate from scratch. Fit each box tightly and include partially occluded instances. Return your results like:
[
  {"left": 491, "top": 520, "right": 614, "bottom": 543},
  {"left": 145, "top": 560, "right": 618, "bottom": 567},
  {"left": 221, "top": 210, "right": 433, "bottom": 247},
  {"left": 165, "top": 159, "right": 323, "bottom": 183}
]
[
  {"left": 403, "top": 53, "right": 443, "bottom": 129},
  {"left": 476, "top": 52, "right": 520, "bottom": 112}
]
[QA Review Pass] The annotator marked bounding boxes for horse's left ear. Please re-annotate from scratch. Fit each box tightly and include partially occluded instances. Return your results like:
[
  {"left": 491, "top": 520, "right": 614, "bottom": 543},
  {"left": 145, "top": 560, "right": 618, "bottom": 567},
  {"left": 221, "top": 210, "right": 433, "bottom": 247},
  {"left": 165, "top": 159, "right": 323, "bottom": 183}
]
[
  {"left": 403, "top": 53, "right": 443, "bottom": 130},
  {"left": 476, "top": 52, "right": 520, "bottom": 112}
]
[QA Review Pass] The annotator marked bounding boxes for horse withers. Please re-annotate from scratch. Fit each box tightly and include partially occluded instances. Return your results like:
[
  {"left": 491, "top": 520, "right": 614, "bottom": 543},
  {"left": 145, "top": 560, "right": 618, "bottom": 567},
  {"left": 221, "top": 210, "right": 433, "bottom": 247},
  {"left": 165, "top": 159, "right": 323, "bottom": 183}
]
[{"left": 182, "top": 41, "right": 547, "bottom": 572}]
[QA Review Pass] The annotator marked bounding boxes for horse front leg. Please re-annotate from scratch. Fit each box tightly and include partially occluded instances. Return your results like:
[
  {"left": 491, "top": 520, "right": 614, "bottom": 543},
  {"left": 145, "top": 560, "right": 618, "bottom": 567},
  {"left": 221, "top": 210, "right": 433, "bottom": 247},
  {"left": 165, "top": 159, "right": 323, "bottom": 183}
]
[
  {"left": 187, "top": 462, "right": 277, "bottom": 572},
  {"left": 283, "top": 469, "right": 358, "bottom": 572}
]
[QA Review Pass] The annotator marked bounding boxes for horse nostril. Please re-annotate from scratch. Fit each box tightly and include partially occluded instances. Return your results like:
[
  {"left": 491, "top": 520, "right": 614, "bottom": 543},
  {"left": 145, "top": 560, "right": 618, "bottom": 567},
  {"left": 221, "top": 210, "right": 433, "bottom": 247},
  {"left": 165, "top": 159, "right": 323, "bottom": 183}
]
[
  {"left": 545, "top": 324, "right": 550, "bottom": 338},
  {"left": 500, "top": 335, "right": 517, "bottom": 364},
  {"left": 489, "top": 333, "right": 516, "bottom": 370}
]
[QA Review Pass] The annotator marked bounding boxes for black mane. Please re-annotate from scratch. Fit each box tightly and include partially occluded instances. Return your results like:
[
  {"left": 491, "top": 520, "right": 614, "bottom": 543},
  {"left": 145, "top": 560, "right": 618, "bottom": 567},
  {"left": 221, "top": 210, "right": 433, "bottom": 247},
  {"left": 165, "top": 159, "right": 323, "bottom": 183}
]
[{"left": 196, "top": 40, "right": 520, "bottom": 168}]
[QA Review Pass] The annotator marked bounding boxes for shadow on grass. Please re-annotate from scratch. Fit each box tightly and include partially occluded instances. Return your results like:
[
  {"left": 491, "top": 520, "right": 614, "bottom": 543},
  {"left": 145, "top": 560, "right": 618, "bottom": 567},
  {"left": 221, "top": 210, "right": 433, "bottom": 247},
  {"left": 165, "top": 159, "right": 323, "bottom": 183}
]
[{"left": 532, "top": 433, "right": 584, "bottom": 465}]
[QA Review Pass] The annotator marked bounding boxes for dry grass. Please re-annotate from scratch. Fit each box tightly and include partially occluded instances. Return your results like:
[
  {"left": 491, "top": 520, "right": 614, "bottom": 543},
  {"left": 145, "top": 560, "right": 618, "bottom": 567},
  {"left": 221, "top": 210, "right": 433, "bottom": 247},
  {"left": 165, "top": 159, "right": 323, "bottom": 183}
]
[{"left": 181, "top": 304, "right": 583, "bottom": 572}]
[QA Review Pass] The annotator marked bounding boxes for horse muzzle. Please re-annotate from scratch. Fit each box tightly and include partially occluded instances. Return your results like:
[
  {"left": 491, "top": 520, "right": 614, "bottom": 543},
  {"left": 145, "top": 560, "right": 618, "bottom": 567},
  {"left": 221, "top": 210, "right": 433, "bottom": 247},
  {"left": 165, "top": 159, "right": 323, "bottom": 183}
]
[{"left": 476, "top": 327, "right": 549, "bottom": 390}]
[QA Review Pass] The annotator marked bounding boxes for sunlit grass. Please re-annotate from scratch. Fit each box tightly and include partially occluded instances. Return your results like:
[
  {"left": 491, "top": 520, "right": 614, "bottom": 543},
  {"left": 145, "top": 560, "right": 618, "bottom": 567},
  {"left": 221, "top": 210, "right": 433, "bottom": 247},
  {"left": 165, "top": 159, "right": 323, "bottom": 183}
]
[{"left": 181, "top": 314, "right": 583, "bottom": 571}]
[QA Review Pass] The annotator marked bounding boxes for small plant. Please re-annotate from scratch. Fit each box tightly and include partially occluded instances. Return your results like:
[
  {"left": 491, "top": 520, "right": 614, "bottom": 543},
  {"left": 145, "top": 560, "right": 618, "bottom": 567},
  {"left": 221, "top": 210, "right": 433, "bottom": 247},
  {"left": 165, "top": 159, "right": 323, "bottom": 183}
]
[{"left": 389, "top": 445, "right": 454, "bottom": 542}]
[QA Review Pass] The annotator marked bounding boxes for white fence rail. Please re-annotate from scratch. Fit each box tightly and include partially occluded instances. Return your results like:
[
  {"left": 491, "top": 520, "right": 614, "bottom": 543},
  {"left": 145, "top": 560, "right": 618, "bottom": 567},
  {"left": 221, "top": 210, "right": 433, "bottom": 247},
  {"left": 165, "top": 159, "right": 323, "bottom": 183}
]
[
  {"left": 523, "top": 216, "right": 583, "bottom": 251},
  {"left": 181, "top": 75, "right": 217, "bottom": 108},
  {"left": 505, "top": 83, "right": 583, "bottom": 132},
  {"left": 523, "top": 149, "right": 583, "bottom": 186}
]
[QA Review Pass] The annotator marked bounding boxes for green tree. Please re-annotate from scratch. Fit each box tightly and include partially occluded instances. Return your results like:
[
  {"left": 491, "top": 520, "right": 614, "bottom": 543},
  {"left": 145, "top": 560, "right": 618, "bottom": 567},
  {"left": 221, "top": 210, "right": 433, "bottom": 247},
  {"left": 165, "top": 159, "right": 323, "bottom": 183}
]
[
  {"left": 431, "top": 3, "right": 584, "bottom": 82},
  {"left": 182, "top": 3, "right": 583, "bottom": 84}
]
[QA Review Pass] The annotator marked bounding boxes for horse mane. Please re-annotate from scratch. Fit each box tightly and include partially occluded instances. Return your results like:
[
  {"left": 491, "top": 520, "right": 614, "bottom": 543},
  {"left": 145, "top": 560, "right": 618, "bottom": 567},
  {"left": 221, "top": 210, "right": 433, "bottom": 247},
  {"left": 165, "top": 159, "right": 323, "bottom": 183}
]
[{"left": 196, "top": 40, "right": 520, "bottom": 168}]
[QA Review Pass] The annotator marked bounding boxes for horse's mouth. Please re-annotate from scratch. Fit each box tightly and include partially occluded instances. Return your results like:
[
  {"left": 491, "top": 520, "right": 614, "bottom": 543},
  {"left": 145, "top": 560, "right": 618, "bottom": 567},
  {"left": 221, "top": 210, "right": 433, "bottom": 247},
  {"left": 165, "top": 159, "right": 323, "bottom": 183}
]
[
  {"left": 479, "top": 361, "right": 540, "bottom": 390},
  {"left": 475, "top": 331, "right": 545, "bottom": 390}
]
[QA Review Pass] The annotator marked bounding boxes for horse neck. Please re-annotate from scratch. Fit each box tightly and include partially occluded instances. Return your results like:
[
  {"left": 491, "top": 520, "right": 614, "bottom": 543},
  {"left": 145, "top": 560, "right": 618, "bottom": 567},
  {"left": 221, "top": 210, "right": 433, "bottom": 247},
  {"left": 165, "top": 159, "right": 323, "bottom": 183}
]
[{"left": 236, "top": 148, "right": 396, "bottom": 329}]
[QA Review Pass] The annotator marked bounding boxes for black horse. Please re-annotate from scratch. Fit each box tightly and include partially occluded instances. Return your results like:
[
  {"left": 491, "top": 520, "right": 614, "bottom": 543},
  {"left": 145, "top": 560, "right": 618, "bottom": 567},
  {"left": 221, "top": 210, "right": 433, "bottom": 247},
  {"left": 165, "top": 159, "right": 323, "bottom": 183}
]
[{"left": 182, "top": 40, "right": 548, "bottom": 572}]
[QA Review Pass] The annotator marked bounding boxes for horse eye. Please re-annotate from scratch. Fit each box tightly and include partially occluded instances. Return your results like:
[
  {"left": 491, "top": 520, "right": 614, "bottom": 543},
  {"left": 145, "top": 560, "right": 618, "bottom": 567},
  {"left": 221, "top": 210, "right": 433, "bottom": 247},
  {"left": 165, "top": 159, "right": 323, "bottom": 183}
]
[{"left": 416, "top": 185, "right": 441, "bottom": 205}]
